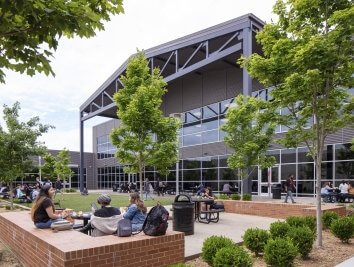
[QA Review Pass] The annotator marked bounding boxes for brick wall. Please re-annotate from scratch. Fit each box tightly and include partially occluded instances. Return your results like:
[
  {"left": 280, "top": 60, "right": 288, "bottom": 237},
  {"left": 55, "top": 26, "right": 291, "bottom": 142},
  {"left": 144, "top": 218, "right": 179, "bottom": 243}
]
[
  {"left": 0, "top": 211, "right": 184, "bottom": 267},
  {"left": 221, "top": 200, "right": 346, "bottom": 219}
]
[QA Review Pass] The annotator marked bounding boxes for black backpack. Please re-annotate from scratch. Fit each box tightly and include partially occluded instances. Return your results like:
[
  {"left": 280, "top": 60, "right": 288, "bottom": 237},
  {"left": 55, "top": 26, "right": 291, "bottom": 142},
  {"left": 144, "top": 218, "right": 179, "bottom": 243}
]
[{"left": 142, "top": 204, "right": 169, "bottom": 236}]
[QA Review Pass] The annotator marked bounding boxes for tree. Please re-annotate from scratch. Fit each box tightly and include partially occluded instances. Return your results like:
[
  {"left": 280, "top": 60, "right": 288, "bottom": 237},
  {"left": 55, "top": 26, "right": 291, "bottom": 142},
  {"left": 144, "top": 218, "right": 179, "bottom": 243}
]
[
  {"left": 41, "top": 153, "right": 56, "bottom": 179},
  {"left": 110, "top": 51, "right": 180, "bottom": 199},
  {"left": 54, "top": 148, "right": 73, "bottom": 184},
  {"left": 0, "top": 0, "right": 124, "bottom": 83},
  {"left": 222, "top": 95, "right": 278, "bottom": 197},
  {"left": 0, "top": 102, "right": 52, "bottom": 208},
  {"left": 240, "top": 0, "right": 354, "bottom": 247}
]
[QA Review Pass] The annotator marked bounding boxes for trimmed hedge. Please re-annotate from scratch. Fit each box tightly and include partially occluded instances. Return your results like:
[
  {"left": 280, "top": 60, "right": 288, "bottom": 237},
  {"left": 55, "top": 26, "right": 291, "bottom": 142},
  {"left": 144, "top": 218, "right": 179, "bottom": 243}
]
[
  {"left": 264, "top": 238, "right": 298, "bottom": 267},
  {"left": 213, "top": 246, "right": 253, "bottom": 267},
  {"left": 287, "top": 226, "right": 315, "bottom": 258},
  {"left": 286, "top": 216, "right": 316, "bottom": 233},
  {"left": 231, "top": 194, "right": 241, "bottom": 200},
  {"left": 269, "top": 221, "right": 291, "bottom": 239},
  {"left": 322, "top": 211, "right": 339, "bottom": 229},
  {"left": 202, "top": 236, "right": 235, "bottom": 265},
  {"left": 242, "top": 193, "right": 252, "bottom": 201},
  {"left": 330, "top": 217, "right": 354, "bottom": 243},
  {"left": 218, "top": 194, "right": 229, "bottom": 200},
  {"left": 243, "top": 228, "right": 270, "bottom": 256}
]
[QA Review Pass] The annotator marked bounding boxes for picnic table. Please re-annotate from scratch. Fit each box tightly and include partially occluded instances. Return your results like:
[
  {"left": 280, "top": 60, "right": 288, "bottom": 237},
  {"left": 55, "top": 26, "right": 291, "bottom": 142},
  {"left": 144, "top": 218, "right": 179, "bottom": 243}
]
[
  {"left": 71, "top": 212, "right": 92, "bottom": 227},
  {"left": 190, "top": 197, "right": 224, "bottom": 224}
]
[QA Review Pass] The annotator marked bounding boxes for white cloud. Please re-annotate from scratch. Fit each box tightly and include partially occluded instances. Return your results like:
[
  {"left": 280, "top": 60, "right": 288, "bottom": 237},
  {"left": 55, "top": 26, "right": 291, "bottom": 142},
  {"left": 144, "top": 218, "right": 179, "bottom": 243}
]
[{"left": 0, "top": 0, "right": 277, "bottom": 152}]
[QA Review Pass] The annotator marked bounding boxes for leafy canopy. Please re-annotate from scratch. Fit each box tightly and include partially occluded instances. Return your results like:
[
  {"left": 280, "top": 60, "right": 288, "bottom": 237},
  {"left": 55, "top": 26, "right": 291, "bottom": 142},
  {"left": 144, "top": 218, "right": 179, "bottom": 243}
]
[
  {"left": 222, "top": 95, "right": 278, "bottom": 177},
  {"left": 111, "top": 51, "right": 180, "bottom": 194},
  {"left": 0, "top": 102, "right": 52, "bottom": 184},
  {"left": 0, "top": 0, "right": 124, "bottom": 83},
  {"left": 42, "top": 149, "right": 73, "bottom": 181}
]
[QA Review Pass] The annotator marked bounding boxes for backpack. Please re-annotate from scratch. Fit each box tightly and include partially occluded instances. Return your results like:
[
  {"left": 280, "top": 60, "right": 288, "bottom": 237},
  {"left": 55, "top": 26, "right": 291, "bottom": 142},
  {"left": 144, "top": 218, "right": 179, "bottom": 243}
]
[
  {"left": 117, "top": 218, "right": 132, "bottom": 237},
  {"left": 142, "top": 204, "right": 169, "bottom": 236}
]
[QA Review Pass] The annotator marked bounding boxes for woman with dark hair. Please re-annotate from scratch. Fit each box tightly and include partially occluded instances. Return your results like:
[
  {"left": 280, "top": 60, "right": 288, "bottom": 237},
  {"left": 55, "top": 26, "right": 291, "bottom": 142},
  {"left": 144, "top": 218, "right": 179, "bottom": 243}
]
[
  {"left": 30, "top": 184, "right": 66, "bottom": 229},
  {"left": 123, "top": 192, "right": 147, "bottom": 232}
]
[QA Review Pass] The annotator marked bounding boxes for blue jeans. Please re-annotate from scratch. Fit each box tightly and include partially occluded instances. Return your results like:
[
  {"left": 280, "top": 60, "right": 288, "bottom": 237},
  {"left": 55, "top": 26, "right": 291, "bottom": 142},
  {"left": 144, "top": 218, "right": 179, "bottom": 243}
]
[
  {"left": 132, "top": 223, "right": 143, "bottom": 232},
  {"left": 285, "top": 190, "right": 295, "bottom": 203},
  {"left": 35, "top": 218, "right": 64, "bottom": 229}
]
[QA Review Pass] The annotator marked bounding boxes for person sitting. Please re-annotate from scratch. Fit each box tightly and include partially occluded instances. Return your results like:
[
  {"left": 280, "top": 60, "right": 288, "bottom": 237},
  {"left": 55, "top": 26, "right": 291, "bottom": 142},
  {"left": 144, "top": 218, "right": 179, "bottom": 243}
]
[
  {"left": 196, "top": 183, "right": 205, "bottom": 195},
  {"left": 123, "top": 193, "right": 147, "bottom": 232},
  {"left": 30, "top": 184, "right": 67, "bottom": 229},
  {"left": 79, "top": 194, "right": 121, "bottom": 236},
  {"left": 321, "top": 182, "right": 332, "bottom": 202},
  {"left": 338, "top": 180, "right": 349, "bottom": 202},
  {"left": 202, "top": 187, "right": 214, "bottom": 200},
  {"left": 222, "top": 182, "right": 237, "bottom": 195},
  {"left": 81, "top": 187, "right": 89, "bottom": 195}
]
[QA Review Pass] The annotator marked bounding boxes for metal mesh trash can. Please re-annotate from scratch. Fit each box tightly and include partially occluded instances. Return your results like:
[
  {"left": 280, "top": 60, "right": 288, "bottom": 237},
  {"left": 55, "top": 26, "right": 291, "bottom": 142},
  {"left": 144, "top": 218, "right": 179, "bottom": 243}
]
[
  {"left": 272, "top": 184, "right": 282, "bottom": 199},
  {"left": 172, "top": 194, "right": 194, "bottom": 235}
]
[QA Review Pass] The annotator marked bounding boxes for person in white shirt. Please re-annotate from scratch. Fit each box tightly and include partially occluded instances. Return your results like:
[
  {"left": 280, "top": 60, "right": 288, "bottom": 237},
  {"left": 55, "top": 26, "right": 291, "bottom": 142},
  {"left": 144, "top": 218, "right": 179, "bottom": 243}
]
[{"left": 338, "top": 181, "right": 349, "bottom": 202}]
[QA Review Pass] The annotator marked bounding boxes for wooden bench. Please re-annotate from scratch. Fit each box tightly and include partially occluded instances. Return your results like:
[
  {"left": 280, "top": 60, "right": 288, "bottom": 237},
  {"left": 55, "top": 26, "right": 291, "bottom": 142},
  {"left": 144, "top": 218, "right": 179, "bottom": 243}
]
[
  {"left": 198, "top": 209, "right": 225, "bottom": 224},
  {"left": 0, "top": 211, "right": 184, "bottom": 267}
]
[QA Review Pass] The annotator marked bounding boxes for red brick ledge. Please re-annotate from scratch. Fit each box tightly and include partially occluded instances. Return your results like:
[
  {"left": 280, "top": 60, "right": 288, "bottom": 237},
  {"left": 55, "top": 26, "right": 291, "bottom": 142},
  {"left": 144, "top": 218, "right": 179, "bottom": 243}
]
[
  {"left": 0, "top": 211, "right": 184, "bottom": 267},
  {"left": 221, "top": 200, "right": 346, "bottom": 219}
]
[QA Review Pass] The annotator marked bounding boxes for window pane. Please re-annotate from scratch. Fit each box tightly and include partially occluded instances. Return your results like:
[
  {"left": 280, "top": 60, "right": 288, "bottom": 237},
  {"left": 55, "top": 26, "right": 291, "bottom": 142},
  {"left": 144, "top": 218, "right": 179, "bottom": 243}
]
[
  {"left": 183, "top": 121, "right": 202, "bottom": 135},
  {"left": 219, "top": 156, "right": 228, "bottom": 167},
  {"left": 202, "top": 118, "right": 218, "bottom": 131},
  {"left": 202, "top": 169, "right": 217, "bottom": 181},
  {"left": 202, "top": 130, "right": 218, "bottom": 143},
  {"left": 281, "top": 149, "right": 296, "bottom": 163},
  {"left": 183, "top": 133, "right": 202, "bottom": 146},
  {"left": 297, "top": 181, "right": 314, "bottom": 195},
  {"left": 298, "top": 147, "right": 313, "bottom": 162},
  {"left": 203, "top": 103, "right": 219, "bottom": 118},
  {"left": 335, "top": 161, "right": 354, "bottom": 180},
  {"left": 298, "top": 163, "right": 314, "bottom": 180},
  {"left": 183, "top": 170, "right": 201, "bottom": 181},
  {"left": 267, "top": 150, "right": 280, "bottom": 164},
  {"left": 281, "top": 164, "right": 296, "bottom": 181},
  {"left": 335, "top": 144, "right": 354, "bottom": 160},
  {"left": 202, "top": 157, "right": 218, "bottom": 168},
  {"left": 186, "top": 108, "right": 201, "bottom": 123},
  {"left": 183, "top": 158, "right": 201, "bottom": 169},
  {"left": 219, "top": 168, "right": 237, "bottom": 181},
  {"left": 322, "top": 145, "right": 333, "bottom": 161},
  {"left": 220, "top": 98, "right": 235, "bottom": 114},
  {"left": 321, "top": 162, "right": 333, "bottom": 180}
]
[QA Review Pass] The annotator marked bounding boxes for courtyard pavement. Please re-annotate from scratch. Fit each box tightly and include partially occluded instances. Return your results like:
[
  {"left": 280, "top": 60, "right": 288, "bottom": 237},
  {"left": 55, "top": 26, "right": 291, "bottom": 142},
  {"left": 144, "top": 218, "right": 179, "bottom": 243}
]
[{"left": 167, "top": 212, "right": 279, "bottom": 258}]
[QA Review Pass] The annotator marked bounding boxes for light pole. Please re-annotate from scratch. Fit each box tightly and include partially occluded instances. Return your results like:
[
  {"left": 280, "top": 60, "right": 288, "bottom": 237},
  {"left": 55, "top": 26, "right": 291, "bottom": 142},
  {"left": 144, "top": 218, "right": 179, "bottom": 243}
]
[{"left": 169, "top": 113, "right": 182, "bottom": 196}]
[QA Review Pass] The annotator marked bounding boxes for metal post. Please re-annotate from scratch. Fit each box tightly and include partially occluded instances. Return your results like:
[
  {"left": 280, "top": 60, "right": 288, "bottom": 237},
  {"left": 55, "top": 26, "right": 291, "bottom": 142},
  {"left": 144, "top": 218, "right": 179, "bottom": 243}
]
[
  {"left": 79, "top": 113, "right": 84, "bottom": 192},
  {"left": 38, "top": 156, "right": 42, "bottom": 181},
  {"left": 242, "top": 26, "right": 252, "bottom": 96},
  {"left": 169, "top": 113, "right": 182, "bottom": 195}
]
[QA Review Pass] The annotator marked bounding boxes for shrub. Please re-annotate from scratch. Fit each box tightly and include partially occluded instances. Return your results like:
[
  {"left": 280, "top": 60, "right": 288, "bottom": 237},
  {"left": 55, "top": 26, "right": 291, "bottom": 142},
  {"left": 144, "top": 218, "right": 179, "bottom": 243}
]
[
  {"left": 242, "top": 193, "right": 252, "bottom": 201},
  {"left": 231, "top": 194, "right": 241, "bottom": 200},
  {"left": 218, "top": 194, "right": 229, "bottom": 200},
  {"left": 168, "top": 264, "right": 191, "bottom": 267},
  {"left": 5, "top": 206, "right": 11, "bottom": 210},
  {"left": 330, "top": 217, "right": 354, "bottom": 243},
  {"left": 202, "top": 236, "right": 235, "bottom": 265},
  {"left": 269, "top": 221, "right": 290, "bottom": 238},
  {"left": 213, "top": 245, "right": 253, "bottom": 267},
  {"left": 65, "top": 188, "right": 77, "bottom": 193},
  {"left": 286, "top": 216, "right": 316, "bottom": 233},
  {"left": 287, "top": 226, "right": 315, "bottom": 258},
  {"left": 264, "top": 238, "right": 298, "bottom": 267},
  {"left": 243, "top": 228, "right": 270, "bottom": 256},
  {"left": 322, "top": 211, "right": 339, "bottom": 229}
]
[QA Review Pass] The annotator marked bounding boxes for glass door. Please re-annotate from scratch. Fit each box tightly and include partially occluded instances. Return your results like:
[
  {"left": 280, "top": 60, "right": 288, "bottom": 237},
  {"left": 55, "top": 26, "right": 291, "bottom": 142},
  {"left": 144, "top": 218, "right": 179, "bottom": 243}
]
[{"left": 260, "top": 166, "right": 279, "bottom": 196}]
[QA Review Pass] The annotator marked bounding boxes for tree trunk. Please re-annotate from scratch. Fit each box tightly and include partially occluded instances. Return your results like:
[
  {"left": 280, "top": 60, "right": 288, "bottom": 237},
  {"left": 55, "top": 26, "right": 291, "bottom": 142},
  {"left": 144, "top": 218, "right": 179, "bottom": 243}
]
[
  {"left": 315, "top": 134, "right": 324, "bottom": 247},
  {"left": 240, "top": 170, "right": 244, "bottom": 198},
  {"left": 139, "top": 167, "right": 143, "bottom": 200},
  {"left": 9, "top": 183, "right": 14, "bottom": 210}
]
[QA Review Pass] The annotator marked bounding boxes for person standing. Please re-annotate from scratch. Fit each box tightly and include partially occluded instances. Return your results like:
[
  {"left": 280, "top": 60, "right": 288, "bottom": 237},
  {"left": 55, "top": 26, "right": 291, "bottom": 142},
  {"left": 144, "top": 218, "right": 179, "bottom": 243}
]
[
  {"left": 284, "top": 175, "right": 296, "bottom": 204},
  {"left": 144, "top": 178, "right": 154, "bottom": 200},
  {"left": 54, "top": 178, "right": 63, "bottom": 199}
]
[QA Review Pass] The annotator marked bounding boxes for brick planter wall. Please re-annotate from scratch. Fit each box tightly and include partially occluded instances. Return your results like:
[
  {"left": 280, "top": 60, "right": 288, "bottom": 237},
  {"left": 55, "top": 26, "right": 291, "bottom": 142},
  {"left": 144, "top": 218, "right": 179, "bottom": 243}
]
[
  {"left": 221, "top": 200, "right": 346, "bottom": 219},
  {"left": 0, "top": 211, "right": 184, "bottom": 267}
]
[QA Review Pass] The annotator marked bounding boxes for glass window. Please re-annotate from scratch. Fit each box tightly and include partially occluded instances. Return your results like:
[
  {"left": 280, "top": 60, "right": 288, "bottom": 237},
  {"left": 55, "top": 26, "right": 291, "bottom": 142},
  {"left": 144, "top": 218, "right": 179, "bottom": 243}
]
[
  {"left": 183, "top": 170, "right": 201, "bottom": 181},
  {"left": 219, "top": 168, "right": 237, "bottom": 181},
  {"left": 202, "top": 118, "right": 218, "bottom": 131},
  {"left": 335, "top": 161, "right": 354, "bottom": 180},
  {"left": 202, "top": 130, "right": 218, "bottom": 143},
  {"left": 281, "top": 149, "right": 296, "bottom": 163},
  {"left": 297, "top": 181, "right": 314, "bottom": 195},
  {"left": 248, "top": 166, "right": 258, "bottom": 181},
  {"left": 322, "top": 145, "right": 333, "bottom": 161},
  {"left": 298, "top": 163, "right": 314, "bottom": 180},
  {"left": 335, "top": 144, "right": 354, "bottom": 160},
  {"left": 183, "top": 158, "right": 201, "bottom": 169},
  {"left": 252, "top": 181, "right": 258, "bottom": 193},
  {"left": 202, "top": 157, "right": 218, "bottom": 168},
  {"left": 183, "top": 121, "right": 202, "bottom": 135},
  {"left": 202, "top": 169, "right": 218, "bottom": 181},
  {"left": 267, "top": 150, "right": 280, "bottom": 164},
  {"left": 321, "top": 162, "right": 333, "bottom": 180},
  {"left": 220, "top": 98, "right": 235, "bottom": 114},
  {"left": 186, "top": 108, "right": 201, "bottom": 123},
  {"left": 281, "top": 164, "right": 296, "bottom": 181},
  {"left": 183, "top": 133, "right": 202, "bottom": 146},
  {"left": 219, "top": 156, "right": 228, "bottom": 167},
  {"left": 298, "top": 147, "right": 313, "bottom": 162},
  {"left": 203, "top": 103, "right": 219, "bottom": 118},
  {"left": 204, "top": 182, "right": 218, "bottom": 192}
]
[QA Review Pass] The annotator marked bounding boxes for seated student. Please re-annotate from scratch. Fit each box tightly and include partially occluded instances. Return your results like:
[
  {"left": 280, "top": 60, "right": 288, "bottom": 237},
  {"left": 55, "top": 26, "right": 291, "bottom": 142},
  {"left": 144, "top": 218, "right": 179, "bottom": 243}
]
[
  {"left": 222, "top": 182, "right": 237, "bottom": 194},
  {"left": 30, "top": 184, "right": 67, "bottom": 229},
  {"left": 196, "top": 183, "right": 205, "bottom": 195},
  {"left": 123, "top": 193, "right": 147, "bottom": 232},
  {"left": 79, "top": 194, "right": 121, "bottom": 236},
  {"left": 321, "top": 182, "right": 332, "bottom": 202},
  {"left": 202, "top": 187, "right": 214, "bottom": 199}
]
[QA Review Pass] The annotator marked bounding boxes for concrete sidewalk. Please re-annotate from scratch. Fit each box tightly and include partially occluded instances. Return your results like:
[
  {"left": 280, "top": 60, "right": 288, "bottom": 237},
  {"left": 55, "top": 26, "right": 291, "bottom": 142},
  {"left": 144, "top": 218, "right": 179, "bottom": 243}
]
[
  {"left": 336, "top": 257, "right": 354, "bottom": 267},
  {"left": 168, "top": 212, "right": 279, "bottom": 258}
]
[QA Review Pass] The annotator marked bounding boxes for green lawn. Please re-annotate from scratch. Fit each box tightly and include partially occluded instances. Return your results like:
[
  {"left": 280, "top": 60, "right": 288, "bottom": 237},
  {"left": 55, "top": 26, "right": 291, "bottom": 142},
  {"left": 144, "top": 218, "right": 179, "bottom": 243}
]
[{"left": 14, "top": 193, "right": 174, "bottom": 212}]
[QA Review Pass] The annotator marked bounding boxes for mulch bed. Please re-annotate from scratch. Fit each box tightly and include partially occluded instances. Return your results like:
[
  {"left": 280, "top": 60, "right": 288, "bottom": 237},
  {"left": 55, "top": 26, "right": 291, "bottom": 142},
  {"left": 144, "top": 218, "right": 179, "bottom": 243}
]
[{"left": 187, "top": 230, "right": 354, "bottom": 267}]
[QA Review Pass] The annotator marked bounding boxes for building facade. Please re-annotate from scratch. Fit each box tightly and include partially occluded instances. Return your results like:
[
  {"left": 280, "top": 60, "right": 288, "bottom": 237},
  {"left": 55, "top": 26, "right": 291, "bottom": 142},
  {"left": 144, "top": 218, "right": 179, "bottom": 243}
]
[{"left": 80, "top": 14, "right": 354, "bottom": 195}]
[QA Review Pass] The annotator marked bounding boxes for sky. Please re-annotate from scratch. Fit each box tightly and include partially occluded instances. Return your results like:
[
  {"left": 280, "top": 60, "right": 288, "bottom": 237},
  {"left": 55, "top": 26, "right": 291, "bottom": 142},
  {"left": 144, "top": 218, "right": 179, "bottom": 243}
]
[{"left": 0, "top": 0, "right": 277, "bottom": 152}]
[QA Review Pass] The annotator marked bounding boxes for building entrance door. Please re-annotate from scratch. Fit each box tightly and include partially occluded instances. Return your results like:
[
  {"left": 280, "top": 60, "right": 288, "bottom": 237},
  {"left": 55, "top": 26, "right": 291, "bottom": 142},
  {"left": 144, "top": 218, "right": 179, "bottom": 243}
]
[{"left": 260, "top": 166, "right": 279, "bottom": 196}]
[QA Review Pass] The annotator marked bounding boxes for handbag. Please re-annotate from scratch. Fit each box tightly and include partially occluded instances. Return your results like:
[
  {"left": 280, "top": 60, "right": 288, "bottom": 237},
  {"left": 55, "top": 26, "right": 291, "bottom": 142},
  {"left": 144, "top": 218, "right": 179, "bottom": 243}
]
[
  {"left": 51, "top": 220, "right": 73, "bottom": 231},
  {"left": 117, "top": 218, "right": 132, "bottom": 237}
]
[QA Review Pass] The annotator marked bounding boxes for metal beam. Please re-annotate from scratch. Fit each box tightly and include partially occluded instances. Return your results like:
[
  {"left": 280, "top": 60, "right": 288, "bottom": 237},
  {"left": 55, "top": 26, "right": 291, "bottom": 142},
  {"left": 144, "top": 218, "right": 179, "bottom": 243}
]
[
  {"left": 103, "top": 91, "right": 114, "bottom": 102},
  {"left": 81, "top": 102, "right": 116, "bottom": 122},
  {"left": 242, "top": 27, "right": 252, "bottom": 96},
  {"left": 165, "top": 42, "right": 242, "bottom": 83},
  {"left": 79, "top": 114, "right": 84, "bottom": 192},
  {"left": 181, "top": 42, "right": 204, "bottom": 69},
  {"left": 159, "top": 51, "right": 175, "bottom": 76},
  {"left": 216, "top": 32, "right": 239, "bottom": 53}
]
